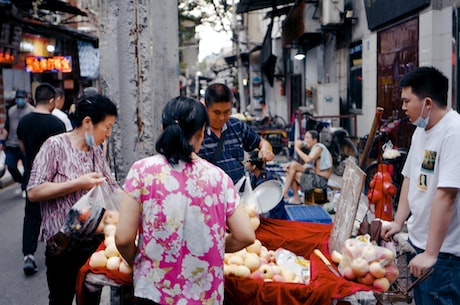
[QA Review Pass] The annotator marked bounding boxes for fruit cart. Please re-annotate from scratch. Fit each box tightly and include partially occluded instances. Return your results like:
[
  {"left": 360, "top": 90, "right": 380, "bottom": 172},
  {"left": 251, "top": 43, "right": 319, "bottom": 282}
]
[{"left": 224, "top": 217, "right": 375, "bottom": 305}]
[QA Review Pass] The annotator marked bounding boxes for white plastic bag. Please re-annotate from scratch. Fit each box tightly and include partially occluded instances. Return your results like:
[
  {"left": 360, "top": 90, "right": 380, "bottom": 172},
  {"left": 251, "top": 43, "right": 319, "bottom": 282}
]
[{"left": 239, "top": 173, "right": 261, "bottom": 214}]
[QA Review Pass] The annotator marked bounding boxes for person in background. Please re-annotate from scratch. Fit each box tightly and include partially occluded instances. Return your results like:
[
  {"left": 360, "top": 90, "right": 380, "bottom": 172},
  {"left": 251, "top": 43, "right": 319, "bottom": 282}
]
[
  {"left": 17, "top": 83, "right": 66, "bottom": 275},
  {"left": 115, "top": 96, "right": 255, "bottom": 305},
  {"left": 198, "top": 83, "right": 274, "bottom": 184},
  {"left": 0, "top": 89, "right": 34, "bottom": 198},
  {"left": 245, "top": 150, "right": 287, "bottom": 219},
  {"left": 27, "top": 94, "right": 119, "bottom": 305},
  {"left": 282, "top": 129, "right": 332, "bottom": 204},
  {"left": 51, "top": 87, "right": 73, "bottom": 131},
  {"left": 381, "top": 66, "right": 460, "bottom": 305}
]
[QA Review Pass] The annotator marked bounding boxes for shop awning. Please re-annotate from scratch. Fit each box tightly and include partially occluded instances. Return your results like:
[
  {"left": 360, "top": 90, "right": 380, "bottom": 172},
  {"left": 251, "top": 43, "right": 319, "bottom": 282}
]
[
  {"left": 236, "top": 0, "right": 295, "bottom": 14},
  {"left": 0, "top": 8, "right": 98, "bottom": 47}
]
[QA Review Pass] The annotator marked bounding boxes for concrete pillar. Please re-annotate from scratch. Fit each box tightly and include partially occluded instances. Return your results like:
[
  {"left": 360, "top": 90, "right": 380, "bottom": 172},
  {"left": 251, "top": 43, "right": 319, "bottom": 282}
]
[{"left": 99, "top": 0, "right": 179, "bottom": 182}]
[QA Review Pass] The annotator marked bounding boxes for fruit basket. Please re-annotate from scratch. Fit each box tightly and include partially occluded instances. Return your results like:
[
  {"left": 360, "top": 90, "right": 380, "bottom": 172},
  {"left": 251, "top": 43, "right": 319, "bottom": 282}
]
[{"left": 373, "top": 234, "right": 433, "bottom": 305}]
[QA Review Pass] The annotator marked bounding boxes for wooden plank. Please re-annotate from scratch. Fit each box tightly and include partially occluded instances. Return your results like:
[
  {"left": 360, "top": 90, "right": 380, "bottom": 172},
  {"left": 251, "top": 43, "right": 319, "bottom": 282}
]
[{"left": 328, "top": 157, "right": 366, "bottom": 255}]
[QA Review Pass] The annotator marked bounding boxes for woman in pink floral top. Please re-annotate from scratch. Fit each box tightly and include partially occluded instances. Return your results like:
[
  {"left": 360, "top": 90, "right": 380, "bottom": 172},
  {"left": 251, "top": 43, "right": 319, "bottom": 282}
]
[{"left": 116, "top": 96, "right": 255, "bottom": 305}]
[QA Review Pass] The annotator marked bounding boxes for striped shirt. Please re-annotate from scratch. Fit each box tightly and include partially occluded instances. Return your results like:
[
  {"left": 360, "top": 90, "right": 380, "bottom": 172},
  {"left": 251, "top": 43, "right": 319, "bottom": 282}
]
[
  {"left": 27, "top": 133, "right": 119, "bottom": 242},
  {"left": 198, "top": 117, "right": 260, "bottom": 183}
]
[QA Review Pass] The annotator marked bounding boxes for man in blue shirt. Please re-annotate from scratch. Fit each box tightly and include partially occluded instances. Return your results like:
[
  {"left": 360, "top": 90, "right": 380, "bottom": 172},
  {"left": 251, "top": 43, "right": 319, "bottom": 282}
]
[{"left": 198, "top": 83, "right": 274, "bottom": 183}]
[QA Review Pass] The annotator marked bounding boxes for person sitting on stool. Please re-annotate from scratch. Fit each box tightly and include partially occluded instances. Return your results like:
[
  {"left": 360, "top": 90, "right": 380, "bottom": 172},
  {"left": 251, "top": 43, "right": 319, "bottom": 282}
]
[{"left": 282, "top": 130, "right": 332, "bottom": 204}]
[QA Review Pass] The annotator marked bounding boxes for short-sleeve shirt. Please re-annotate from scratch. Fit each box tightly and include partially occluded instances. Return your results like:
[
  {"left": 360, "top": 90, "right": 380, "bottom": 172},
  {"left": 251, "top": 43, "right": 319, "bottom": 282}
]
[
  {"left": 123, "top": 155, "right": 238, "bottom": 304},
  {"left": 198, "top": 117, "right": 260, "bottom": 183},
  {"left": 27, "top": 133, "right": 119, "bottom": 241}
]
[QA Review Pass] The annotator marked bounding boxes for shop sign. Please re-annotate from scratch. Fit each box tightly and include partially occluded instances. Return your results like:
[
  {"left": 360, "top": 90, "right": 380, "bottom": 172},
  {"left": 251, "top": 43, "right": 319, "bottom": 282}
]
[
  {"left": 25, "top": 55, "right": 72, "bottom": 73},
  {"left": 364, "top": 0, "right": 430, "bottom": 30},
  {"left": 0, "top": 23, "right": 22, "bottom": 65}
]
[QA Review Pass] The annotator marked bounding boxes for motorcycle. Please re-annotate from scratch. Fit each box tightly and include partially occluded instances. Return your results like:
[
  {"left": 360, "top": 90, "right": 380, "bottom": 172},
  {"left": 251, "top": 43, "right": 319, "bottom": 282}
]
[{"left": 293, "top": 112, "right": 359, "bottom": 176}]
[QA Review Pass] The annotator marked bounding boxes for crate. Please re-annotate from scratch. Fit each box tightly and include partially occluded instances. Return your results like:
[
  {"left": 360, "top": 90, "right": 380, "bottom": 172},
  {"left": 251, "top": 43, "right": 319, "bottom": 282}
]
[{"left": 285, "top": 205, "right": 332, "bottom": 224}]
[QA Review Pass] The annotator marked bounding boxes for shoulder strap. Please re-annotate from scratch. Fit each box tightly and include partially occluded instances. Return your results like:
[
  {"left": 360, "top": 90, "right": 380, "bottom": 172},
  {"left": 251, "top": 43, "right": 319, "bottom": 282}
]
[{"left": 211, "top": 130, "right": 227, "bottom": 164}]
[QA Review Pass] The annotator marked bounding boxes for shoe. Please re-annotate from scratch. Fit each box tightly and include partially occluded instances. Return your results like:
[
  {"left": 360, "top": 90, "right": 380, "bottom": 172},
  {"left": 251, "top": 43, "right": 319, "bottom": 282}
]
[
  {"left": 287, "top": 198, "right": 302, "bottom": 205},
  {"left": 22, "top": 190, "right": 26, "bottom": 199},
  {"left": 23, "top": 255, "right": 37, "bottom": 275}
]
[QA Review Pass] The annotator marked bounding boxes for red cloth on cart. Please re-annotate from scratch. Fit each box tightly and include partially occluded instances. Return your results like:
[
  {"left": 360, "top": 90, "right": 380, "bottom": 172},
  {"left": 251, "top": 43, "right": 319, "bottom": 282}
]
[
  {"left": 76, "top": 241, "right": 133, "bottom": 305},
  {"left": 224, "top": 217, "right": 372, "bottom": 305}
]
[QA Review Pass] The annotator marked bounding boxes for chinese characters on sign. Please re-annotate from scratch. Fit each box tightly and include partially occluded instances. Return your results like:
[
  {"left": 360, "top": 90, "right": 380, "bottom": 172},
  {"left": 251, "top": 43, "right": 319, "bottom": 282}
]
[
  {"left": 0, "top": 23, "right": 22, "bottom": 65},
  {"left": 25, "top": 56, "right": 72, "bottom": 73}
]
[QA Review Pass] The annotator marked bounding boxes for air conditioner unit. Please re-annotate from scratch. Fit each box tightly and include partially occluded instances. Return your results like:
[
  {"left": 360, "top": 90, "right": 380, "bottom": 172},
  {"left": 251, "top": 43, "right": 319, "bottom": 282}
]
[{"left": 321, "top": 0, "right": 344, "bottom": 25}]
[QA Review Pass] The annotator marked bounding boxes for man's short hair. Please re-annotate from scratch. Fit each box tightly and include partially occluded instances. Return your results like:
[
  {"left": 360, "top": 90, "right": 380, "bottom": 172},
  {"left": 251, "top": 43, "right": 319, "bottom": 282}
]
[
  {"left": 399, "top": 66, "right": 448, "bottom": 107},
  {"left": 54, "top": 87, "right": 65, "bottom": 98},
  {"left": 204, "top": 83, "right": 234, "bottom": 107},
  {"left": 34, "top": 83, "right": 56, "bottom": 104}
]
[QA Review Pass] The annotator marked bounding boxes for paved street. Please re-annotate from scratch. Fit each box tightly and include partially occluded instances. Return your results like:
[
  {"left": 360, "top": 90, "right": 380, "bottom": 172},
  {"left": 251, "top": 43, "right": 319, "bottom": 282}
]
[{"left": 0, "top": 179, "right": 111, "bottom": 305}]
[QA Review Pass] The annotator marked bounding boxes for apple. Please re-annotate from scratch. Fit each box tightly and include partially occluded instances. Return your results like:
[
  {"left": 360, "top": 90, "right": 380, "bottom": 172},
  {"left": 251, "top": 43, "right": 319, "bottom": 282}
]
[
  {"left": 378, "top": 247, "right": 395, "bottom": 266},
  {"left": 234, "top": 265, "right": 251, "bottom": 277},
  {"left": 373, "top": 277, "right": 391, "bottom": 292},
  {"left": 272, "top": 274, "right": 285, "bottom": 282},
  {"left": 246, "top": 239, "right": 262, "bottom": 255},
  {"left": 234, "top": 248, "right": 248, "bottom": 260},
  {"left": 89, "top": 251, "right": 107, "bottom": 268},
  {"left": 330, "top": 250, "right": 343, "bottom": 264},
  {"left": 243, "top": 253, "right": 261, "bottom": 272},
  {"left": 267, "top": 250, "right": 277, "bottom": 263},
  {"left": 224, "top": 253, "right": 233, "bottom": 264},
  {"left": 249, "top": 269, "right": 264, "bottom": 280},
  {"left": 280, "top": 267, "right": 296, "bottom": 282},
  {"left": 224, "top": 264, "right": 237, "bottom": 276},
  {"left": 103, "top": 224, "right": 117, "bottom": 237},
  {"left": 351, "top": 257, "right": 369, "bottom": 277},
  {"left": 269, "top": 264, "right": 281, "bottom": 275},
  {"left": 104, "top": 235, "right": 115, "bottom": 247},
  {"left": 119, "top": 259, "right": 132, "bottom": 274},
  {"left": 342, "top": 238, "right": 362, "bottom": 259},
  {"left": 103, "top": 210, "right": 119, "bottom": 224},
  {"left": 369, "top": 261, "right": 386, "bottom": 279},
  {"left": 249, "top": 216, "right": 260, "bottom": 230},
  {"left": 258, "top": 264, "right": 274, "bottom": 280},
  {"left": 357, "top": 272, "right": 375, "bottom": 286},
  {"left": 342, "top": 266, "right": 356, "bottom": 280},
  {"left": 106, "top": 256, "right": 121, "bottom": 270},
  {"left": 228, "top": 255, "right": 244, "bottom": 266},
  {"left": 245, "top": 205, "right": 258, "bottom": 217},
  {"left": 384, "top": 262, "right": 400, "bottom": 283},
  {"left": 361, "top": 245, "right": 378, "bottom": 262}
]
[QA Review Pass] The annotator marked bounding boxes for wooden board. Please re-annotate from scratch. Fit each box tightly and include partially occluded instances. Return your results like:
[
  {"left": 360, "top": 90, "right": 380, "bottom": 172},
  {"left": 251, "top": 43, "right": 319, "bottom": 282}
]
[{"left": 328, "top": 157, "right": 366, "bottom": 255}]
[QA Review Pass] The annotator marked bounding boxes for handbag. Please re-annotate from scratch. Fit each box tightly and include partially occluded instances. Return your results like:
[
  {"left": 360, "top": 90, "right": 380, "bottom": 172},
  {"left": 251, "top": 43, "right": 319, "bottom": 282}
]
[{"left": 357, "top": 219, "right": 382, "bottom": 245}]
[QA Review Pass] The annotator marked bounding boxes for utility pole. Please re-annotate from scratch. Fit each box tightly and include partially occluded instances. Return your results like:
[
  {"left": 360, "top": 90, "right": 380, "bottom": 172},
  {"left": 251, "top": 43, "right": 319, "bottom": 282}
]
[
  {"left": 233, "top": 0, "right": 246, "bottom": 113},
  {"left": 98, "top": 0, "right": 179, "bottom": 182}
]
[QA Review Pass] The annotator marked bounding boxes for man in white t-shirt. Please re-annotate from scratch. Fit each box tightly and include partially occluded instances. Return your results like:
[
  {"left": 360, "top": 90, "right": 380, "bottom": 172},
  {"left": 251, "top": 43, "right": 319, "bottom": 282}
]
[
  {"left": 51, "top": 87, "right": 72, "bottom": 131},
  {"left": 382, "top": 66, "right": 460, "bottom": 305}
]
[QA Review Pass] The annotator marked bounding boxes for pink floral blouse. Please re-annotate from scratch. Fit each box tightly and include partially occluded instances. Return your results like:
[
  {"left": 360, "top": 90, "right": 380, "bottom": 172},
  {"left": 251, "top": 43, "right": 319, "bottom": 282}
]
[{"left": 123, "top": 155, "right": 238, "bottom": 305}]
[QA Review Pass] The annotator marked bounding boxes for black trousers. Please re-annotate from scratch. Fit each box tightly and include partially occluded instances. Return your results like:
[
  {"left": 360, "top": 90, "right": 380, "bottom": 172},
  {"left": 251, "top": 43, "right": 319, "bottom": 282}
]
[
  {"left": 22, "top": 197, "right": 41, "bottom": 256},
  {"left": 45, "top": 235, "right": 104, "bottom": 305}
]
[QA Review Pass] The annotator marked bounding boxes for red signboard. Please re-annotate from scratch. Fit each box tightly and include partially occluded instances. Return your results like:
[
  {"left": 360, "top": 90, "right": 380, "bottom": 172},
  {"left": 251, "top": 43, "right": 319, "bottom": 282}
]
[{"left": 25, "top": 56, "right": 72, "bottom": 73}]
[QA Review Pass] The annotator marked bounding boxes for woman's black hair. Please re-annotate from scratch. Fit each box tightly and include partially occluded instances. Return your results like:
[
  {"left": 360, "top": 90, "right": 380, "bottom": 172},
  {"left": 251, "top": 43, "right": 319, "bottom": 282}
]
[
  {"left": 69, "top": 94, "right": 118, "bottom": 127},
  {"left": 156, "top": 96, "right": 209, "bottom": 165}
]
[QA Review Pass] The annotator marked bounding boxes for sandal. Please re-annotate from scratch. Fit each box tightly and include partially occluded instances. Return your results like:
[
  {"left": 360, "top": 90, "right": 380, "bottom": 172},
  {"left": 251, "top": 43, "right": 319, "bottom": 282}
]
[{"left": 287, "top": 198, "right": 302, "bottom": 205}]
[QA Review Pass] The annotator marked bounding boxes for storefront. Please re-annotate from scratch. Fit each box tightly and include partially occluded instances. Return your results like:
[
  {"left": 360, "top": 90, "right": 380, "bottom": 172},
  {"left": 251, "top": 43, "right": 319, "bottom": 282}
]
[{"left": 0, "top": 3, "right": 99, "bottom": 126}]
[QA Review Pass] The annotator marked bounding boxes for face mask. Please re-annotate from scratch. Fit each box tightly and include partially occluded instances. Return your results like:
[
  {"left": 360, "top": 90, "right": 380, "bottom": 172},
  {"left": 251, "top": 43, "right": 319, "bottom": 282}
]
[
  {"left": 84, "top": 123, "right": 97, "bottom": 147},
  {"left": 16, "top": 98, "right": 26, "bottom": 107},
  {"left": 412, "top": 106, "right": 431, "bottom": 128}
]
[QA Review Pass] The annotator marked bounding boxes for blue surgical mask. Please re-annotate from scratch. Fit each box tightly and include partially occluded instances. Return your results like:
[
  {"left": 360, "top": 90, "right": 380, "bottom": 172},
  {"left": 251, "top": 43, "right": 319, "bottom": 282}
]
[
  {"left": 16, "top": 98, "right": 26, "bottom": 107},
  {"left": 412, "top": 107, "right": 431, "bottom": 129},
  {"left": 84, "top": 131, "right": 96, "bottom": 147},
  {"left": 84, "top": 122, "right": 96, "bottom": 147}
]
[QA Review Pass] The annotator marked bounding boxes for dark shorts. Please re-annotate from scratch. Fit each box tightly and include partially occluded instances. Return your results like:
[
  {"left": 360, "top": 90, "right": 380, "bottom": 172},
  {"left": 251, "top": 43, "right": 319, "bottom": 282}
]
[{"left": 299, "top": 170, "right": 328, "bottom": 193}]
